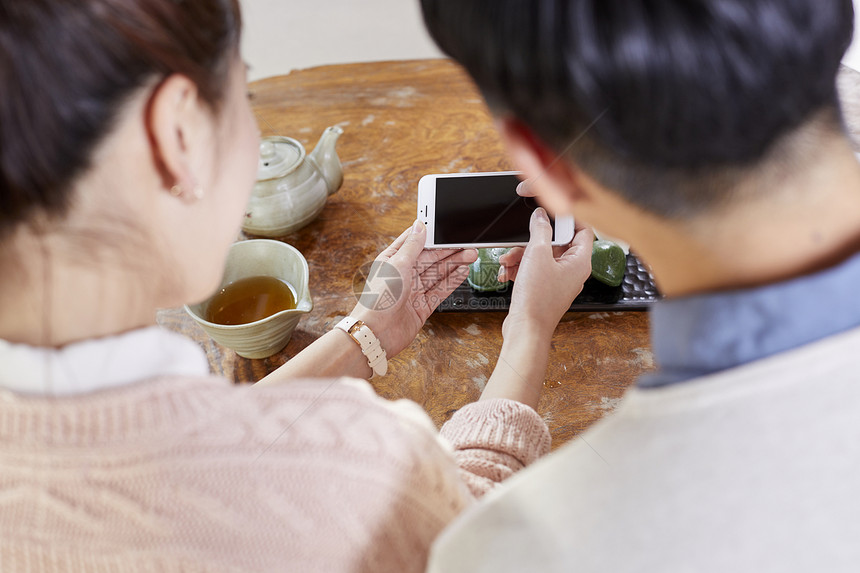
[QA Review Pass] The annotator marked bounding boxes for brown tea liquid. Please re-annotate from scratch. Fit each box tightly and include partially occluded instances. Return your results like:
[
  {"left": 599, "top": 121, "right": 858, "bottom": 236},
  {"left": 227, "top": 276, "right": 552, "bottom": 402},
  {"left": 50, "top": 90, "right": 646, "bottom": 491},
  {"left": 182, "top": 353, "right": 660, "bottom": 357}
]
[{"left": 205, "top": 276, "right": 296, "bottom": 325}]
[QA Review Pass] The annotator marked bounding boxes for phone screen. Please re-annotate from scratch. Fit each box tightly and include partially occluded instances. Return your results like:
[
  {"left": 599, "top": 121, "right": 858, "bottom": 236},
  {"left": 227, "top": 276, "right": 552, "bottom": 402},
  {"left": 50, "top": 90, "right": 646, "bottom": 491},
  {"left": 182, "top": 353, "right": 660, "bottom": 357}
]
[{"left": 433, "top": 174, "right": 554, "bottom": 244}]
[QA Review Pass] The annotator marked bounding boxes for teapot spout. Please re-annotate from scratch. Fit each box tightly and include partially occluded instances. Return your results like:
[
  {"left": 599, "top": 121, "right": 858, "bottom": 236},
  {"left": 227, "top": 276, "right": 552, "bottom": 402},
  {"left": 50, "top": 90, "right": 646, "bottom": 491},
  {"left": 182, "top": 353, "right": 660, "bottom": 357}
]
[{"left": 307, "top": 126, "right": 344, "bottom": 195}]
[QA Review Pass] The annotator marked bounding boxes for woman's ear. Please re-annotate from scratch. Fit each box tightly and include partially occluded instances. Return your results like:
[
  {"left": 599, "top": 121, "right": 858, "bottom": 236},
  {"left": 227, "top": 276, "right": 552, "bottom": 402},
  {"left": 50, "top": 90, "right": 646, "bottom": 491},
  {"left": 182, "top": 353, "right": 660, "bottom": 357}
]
[
  {"left": 496, "top": 116, "right": 589, "bottom": 215},
  {"left": 146, "top": 74, "right": 207, "bottom": 200}
]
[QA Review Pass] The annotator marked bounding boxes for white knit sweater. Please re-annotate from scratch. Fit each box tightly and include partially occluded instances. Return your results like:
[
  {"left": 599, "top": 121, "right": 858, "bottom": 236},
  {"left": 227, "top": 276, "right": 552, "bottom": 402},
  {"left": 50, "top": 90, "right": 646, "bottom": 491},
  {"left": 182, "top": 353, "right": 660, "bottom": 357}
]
[{"left": 429, "top": 326, "right": 860, "bottom": 572}]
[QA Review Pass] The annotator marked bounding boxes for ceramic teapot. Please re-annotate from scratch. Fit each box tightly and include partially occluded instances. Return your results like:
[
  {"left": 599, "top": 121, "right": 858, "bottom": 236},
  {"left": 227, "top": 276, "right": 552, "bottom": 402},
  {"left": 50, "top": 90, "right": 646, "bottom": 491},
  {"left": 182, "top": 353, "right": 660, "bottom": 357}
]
[{"left": 242, "top": 126, "right": 344, "bottom": 237}]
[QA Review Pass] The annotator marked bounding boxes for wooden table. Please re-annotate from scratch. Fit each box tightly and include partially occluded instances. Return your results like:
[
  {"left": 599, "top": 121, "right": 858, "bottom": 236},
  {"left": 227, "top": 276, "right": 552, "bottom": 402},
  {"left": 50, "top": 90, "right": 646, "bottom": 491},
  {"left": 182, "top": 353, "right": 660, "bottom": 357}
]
[{"left": 157, "top": 59, "right": 653, "bottom": 449}]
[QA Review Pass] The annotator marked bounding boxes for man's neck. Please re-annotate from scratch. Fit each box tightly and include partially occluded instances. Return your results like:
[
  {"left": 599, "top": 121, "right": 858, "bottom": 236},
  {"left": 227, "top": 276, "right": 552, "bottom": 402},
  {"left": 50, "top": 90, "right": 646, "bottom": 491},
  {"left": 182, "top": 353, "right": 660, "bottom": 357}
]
[{"left": 634, "top": 137, "right": 860, "bottom": 297}]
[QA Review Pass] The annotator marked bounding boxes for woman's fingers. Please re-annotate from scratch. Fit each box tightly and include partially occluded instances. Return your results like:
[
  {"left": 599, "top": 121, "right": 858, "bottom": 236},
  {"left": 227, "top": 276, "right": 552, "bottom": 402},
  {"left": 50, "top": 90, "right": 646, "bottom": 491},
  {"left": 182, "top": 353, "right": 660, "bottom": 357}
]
[
  {"left": 497, "top": 223, "right": 592, "bottom": 282},
  {"left": 389, "top": 221, "right": 430, "bottom": 269},
  {"left": 499, "top": 247, "right": 524, "bottom": 266},
  {"left": 557, "top": 226, "right": 595, "bottom": 262},
  {"left": 419, "top": 264, "right": 471, "bottom": 315},
  {"left": 498, "top": 247, "right": 525, "bottom": 283},
  {"left": 414, "top": 247, "right": 476, "bottom": 275},
  {"left": 377, "top": 226, "right": 413, "bottom": 260},
  {"left": 569, "top": 225, "right": 595, "bottom": 252},
  {"left": 415, "top": 251, "right": 474, "bottom": 292},
  {"left": 407, "top": 250, "right": 476, "bottom": 298},
  {"left": 574, "top": 219, "right": 593, "bottom": 234},
  {"left": 498, "top": 263, "right": 518, "bottom": 283},
  {"left": 378, "top": 225, "right": 475, "bottom": 275},
  {"left": 418, "top": 248, "right": 476, "bottom": 276}
]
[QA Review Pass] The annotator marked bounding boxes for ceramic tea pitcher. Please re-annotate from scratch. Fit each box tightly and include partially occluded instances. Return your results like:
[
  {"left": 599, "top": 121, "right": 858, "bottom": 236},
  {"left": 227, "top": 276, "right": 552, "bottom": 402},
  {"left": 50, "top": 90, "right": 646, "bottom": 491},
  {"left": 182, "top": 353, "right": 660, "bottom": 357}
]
[
  {"left": 242, "top": 126, "right": 344, "bottom": 237},
  {"left": 184, "top": 239, "right": 313, "bottom": 359}
]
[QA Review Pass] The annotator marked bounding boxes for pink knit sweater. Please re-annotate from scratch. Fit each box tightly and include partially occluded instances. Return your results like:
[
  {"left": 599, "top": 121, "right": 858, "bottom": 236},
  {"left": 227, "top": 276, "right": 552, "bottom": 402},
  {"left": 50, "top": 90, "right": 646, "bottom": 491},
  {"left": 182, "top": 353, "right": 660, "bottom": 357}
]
[{"left": 0, "top": 375, "right": 550, "bottom": 572}]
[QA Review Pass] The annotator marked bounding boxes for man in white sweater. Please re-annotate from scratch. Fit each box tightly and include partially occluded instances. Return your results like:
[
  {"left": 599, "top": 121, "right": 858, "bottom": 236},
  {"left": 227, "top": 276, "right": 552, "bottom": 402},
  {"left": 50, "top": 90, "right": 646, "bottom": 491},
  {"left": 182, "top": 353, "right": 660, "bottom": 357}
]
[{"left": 420, "top": 0, "right": 860, "bottom": 570}]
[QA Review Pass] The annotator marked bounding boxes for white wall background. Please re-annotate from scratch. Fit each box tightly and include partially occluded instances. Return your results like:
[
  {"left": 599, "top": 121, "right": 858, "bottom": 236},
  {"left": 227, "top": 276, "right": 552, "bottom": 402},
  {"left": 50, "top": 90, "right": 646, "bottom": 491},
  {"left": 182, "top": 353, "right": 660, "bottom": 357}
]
[
  {"left": 241, "top": 0, "right": 443, "bottom": 81},
  {"left": 842, "top": 0, "right": 860, "bottom": 71},
  {"left": 241, "top": 0, "right": 860, "bottom": 80}
]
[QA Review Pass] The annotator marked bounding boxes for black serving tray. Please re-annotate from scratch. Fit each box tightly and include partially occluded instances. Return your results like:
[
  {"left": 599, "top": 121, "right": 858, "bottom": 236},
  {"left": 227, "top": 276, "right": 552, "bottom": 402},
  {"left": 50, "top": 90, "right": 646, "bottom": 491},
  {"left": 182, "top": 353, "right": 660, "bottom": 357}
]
[{"left": 437, "top": 253, "right": 660, "bottom": 312}]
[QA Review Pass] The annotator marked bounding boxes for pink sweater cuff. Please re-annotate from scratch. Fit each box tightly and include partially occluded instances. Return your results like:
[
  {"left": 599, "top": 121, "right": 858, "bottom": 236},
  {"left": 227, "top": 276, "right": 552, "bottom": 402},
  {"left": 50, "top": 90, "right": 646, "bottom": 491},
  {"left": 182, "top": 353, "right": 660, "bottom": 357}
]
[{"left": 440, "top": 398, "right": 551, "bottom": 466}]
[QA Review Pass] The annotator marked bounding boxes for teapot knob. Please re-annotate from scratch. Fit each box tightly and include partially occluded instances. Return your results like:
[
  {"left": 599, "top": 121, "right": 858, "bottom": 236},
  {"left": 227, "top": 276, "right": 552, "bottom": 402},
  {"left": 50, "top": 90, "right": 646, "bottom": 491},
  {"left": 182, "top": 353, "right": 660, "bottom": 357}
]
[{"left": 260, "top": 140, "right": 277, "bottom": 163}]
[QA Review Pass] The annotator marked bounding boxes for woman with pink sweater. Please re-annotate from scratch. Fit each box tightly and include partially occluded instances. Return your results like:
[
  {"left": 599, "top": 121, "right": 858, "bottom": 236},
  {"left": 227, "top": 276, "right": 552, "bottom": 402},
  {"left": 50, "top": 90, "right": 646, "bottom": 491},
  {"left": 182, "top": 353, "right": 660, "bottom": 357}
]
[{"left": 0, "top": 0, "right": 593, "bottom": 571}]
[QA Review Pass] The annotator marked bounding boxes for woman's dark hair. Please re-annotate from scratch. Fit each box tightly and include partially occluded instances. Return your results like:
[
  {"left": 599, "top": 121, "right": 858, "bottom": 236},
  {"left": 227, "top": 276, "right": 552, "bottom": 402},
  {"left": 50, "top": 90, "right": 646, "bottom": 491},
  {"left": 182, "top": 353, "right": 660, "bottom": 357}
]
[
  {"left": 0, "top": 0, "right": 242, "bottom": 238},
  {"left": 421, "top": 0, "right": 855, "bottom": 216}
]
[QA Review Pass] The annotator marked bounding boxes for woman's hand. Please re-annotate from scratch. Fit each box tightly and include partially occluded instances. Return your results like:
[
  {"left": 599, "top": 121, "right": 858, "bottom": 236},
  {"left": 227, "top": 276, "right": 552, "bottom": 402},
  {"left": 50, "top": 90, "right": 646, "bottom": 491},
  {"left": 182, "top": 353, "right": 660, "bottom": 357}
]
[
  {"left": 478, "top": 208, "right": 593, "bottom": 408},
  {"left": 499, "top": 208, "right": 593, "bottom": 341},
  {"left": 350, "top": 220, "right": 477, "bottom": 357},
  {"left": 257, "top": 221, "right": 475, "bottom": 385}
]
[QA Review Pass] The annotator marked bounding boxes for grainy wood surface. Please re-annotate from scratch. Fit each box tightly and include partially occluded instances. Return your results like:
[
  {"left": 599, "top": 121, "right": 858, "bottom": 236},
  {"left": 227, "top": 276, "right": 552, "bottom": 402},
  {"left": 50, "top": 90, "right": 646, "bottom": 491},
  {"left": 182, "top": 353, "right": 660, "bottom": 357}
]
[{"left": 157, "top": 59, "right": 653, "bottom": 449}]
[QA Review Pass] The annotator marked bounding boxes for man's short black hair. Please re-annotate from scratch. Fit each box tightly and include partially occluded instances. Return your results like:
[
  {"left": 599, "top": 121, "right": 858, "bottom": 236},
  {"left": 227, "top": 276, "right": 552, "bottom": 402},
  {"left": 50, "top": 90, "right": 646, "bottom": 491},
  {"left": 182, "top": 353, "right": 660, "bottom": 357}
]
[{"left": 421, "top": 0, "right": 855, "bottom": 217}]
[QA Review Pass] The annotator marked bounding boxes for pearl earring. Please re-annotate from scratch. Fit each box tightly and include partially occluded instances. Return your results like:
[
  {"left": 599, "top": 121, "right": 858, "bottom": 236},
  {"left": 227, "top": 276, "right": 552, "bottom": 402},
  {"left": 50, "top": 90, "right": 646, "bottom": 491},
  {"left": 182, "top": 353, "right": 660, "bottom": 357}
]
[{"left": 168, "top": 183, "right": 204, "bottom": 201}]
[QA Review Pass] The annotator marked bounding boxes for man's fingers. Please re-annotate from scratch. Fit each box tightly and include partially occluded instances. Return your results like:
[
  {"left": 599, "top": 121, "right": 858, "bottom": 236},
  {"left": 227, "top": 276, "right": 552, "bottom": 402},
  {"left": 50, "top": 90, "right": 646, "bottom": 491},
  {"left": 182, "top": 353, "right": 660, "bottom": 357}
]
[{"left": 516, "top": 179, "right": 538, "bottom": 197}]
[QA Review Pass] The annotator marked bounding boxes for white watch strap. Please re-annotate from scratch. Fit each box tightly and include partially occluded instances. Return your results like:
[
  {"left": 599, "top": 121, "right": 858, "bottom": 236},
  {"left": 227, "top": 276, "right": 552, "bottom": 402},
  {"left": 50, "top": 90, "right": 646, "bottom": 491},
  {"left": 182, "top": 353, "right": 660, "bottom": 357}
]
[{"left": 335, "top": 317, "right": 388, "bottom": 379}]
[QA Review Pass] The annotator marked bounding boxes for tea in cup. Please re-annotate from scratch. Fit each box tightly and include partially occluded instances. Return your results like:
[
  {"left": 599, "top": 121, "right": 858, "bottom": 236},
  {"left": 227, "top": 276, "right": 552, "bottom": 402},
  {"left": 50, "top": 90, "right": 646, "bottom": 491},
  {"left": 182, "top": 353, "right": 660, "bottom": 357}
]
[
  {"left": 205, "top": 275, "right": 297, "bottom": 325},
  {"left": 185, "top": 239, "right": 313, "bottom": 359}
]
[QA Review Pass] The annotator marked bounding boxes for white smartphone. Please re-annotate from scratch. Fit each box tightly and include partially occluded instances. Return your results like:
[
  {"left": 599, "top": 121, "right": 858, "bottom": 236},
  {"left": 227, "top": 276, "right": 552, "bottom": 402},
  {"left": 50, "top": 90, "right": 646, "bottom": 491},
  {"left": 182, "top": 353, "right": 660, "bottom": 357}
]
[{"left": 417, "top": 171, "right": 575, "bottom": 249}]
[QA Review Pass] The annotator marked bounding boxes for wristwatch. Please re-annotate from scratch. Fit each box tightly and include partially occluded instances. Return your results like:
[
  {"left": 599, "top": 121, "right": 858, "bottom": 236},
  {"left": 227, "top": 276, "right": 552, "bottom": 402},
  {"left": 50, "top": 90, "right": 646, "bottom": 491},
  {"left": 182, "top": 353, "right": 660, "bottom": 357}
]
[{"left": 334, "top": 317, "right": 388, "bottom": 379}]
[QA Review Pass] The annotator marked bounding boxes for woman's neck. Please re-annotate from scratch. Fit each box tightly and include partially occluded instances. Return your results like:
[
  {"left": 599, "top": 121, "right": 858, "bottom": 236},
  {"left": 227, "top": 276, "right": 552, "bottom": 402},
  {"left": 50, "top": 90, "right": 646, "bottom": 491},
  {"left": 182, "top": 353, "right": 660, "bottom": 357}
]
[{"left": 0, "top": 229, "right": 160, "bottom": 347}]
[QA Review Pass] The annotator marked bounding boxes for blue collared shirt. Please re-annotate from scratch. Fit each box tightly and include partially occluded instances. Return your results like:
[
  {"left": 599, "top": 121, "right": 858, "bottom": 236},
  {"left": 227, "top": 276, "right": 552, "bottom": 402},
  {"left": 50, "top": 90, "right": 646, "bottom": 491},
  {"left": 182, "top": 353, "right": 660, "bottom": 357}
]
[{"left": 640, "top": 250, "right": 860, "bottom": 388}]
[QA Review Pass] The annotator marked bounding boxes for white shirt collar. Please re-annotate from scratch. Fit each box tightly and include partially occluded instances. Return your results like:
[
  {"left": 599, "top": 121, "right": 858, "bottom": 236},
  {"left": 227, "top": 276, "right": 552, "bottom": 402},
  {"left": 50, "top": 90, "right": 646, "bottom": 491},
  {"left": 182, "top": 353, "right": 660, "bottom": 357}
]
[{"left": 0, "top": 326, "right": 210, "bottom": 396}]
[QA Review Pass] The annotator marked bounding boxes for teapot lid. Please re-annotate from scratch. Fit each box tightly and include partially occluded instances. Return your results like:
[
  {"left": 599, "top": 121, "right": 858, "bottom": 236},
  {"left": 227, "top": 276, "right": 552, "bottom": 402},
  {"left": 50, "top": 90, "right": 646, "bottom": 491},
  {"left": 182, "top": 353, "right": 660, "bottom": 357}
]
[{"left": 257, "top": 136, "right": 305, "bottom": 181}]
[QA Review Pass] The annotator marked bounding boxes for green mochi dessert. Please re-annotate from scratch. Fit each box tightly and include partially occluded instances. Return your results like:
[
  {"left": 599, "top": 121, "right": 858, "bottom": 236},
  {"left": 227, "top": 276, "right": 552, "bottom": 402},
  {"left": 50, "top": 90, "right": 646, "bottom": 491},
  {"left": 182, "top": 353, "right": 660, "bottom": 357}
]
[
  {"left": 467, "top": 248, "right": 511, "bottom": 292},
  {"left": 591, "top": 239, "right": 626, "bottom": 287}
]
